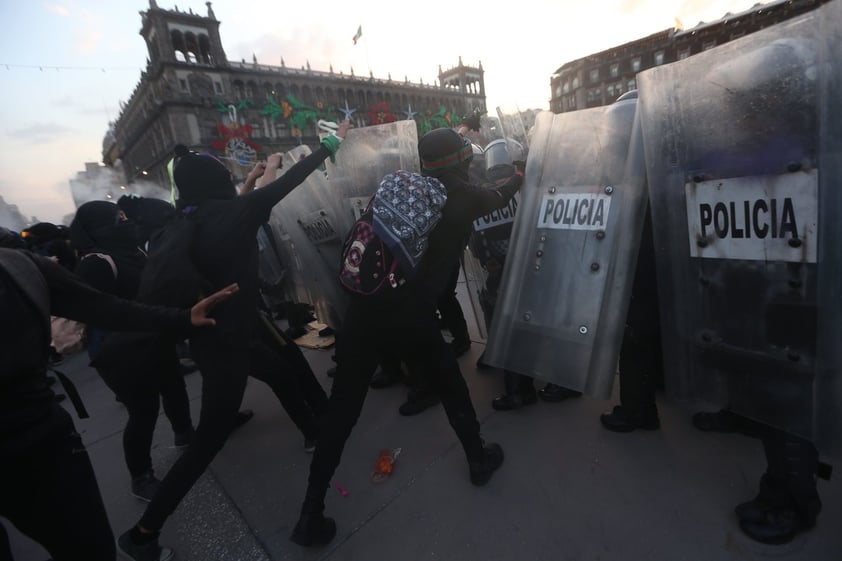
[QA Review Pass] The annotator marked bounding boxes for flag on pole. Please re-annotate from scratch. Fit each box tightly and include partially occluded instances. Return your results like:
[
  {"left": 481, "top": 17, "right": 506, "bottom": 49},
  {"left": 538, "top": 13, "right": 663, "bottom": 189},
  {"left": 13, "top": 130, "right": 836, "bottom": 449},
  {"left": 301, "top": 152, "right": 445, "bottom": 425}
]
[{"left": 352, "top": 25, "right": 362, "bottom": 45}]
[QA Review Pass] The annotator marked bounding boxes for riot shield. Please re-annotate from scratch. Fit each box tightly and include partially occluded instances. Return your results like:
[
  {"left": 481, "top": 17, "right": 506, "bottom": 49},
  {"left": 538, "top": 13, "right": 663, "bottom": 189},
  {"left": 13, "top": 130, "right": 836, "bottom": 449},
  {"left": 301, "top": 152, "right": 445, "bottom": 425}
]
[
  {"left": 463, "top": 139, "right": 522, "bottom": 341},
  {"left": 267, "top": 145, "right": 348, "bottom": 330},
  {"left": 325, "top": 120, "right": 420, "bottom": 236},
  {"left": 273, "top": 121, "right": 420, "bottom": 329},
  {"left": 637, "top": 1, "right": 841, "bottom": 453},
  {"left": 256, "top": 223, "right": 287, "bottom": 310},
  {"left": 483, "top": 97, "right": 649, "bottom": 397}
]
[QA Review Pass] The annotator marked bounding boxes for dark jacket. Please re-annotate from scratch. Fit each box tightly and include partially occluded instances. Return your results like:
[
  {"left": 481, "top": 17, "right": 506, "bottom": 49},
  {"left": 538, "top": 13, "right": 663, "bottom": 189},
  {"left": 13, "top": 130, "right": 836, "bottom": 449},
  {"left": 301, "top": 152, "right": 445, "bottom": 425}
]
[
  {"left": 172, "top": 146, "right": 334, "bottom": 348},
  {"left": 0, "top": 249, "right": 191, "bottom": 455},
  {"left": 416, "top": 168, "right": 521, "bottom": 303}
]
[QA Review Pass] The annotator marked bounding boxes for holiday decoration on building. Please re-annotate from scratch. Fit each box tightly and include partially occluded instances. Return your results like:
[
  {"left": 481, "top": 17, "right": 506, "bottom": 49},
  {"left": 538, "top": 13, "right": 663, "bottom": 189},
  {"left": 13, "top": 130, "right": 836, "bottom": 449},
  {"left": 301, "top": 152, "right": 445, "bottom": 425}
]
[{"left": 367, "top": 101, "right": 397, "bottom": 125}]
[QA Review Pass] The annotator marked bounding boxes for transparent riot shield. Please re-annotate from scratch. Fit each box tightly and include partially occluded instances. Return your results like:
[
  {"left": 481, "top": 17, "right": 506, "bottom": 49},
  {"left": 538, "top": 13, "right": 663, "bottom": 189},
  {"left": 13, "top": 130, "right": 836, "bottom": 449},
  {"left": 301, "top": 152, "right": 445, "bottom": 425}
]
[
  {"left": 325, "top": 120, "right": 420, "bottom": 237},
  {"left": 267, "top": 145, "right": 348, "bottom": 330},
  {"left": 484, "top": 96, "right": 649, "bottom": 397},
  {"left": 637, "top": 1, "right": 841, "bottom": 453},
  {"left": 274, "top": 120, "right": 420, "bottom": 329},
  {"left": 463, "top": 139, "right": 522, "bottom": 342},
  {"left": 256, "top": 223, "right": 287, "bottom": 310}
]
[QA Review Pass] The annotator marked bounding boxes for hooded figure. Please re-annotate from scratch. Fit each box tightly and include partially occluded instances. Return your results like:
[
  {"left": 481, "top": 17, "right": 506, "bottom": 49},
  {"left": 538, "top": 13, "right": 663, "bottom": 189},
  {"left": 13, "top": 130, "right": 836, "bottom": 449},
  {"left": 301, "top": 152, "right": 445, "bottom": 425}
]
[
  {"left": 171, "top": 145, "right": 237, "bottom": 207},
  {"left": 291, "top": 123, "right": 522, "bottom": 548},
  {"left": 117, "top": 195, "right": 176, "bottom": 249},
  {"left": 70, "top": 201, "right": 146, "bottom": 301},
  {"left": 0, "top": 246, "right": 210, "bottom": 561},
  {"left": 21, "top": 222, "right": 76, "bottom": 271},
  {"left": 69, "top": 200, "right": 195, "bottom": 504},
  {"left": 117, "top": 123, "right": 348, "bottom": 561}
]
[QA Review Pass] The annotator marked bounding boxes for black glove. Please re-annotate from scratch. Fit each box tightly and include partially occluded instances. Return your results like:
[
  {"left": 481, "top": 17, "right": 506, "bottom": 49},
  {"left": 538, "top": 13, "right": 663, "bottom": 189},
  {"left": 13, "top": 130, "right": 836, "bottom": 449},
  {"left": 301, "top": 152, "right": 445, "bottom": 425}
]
[{"left": 460, "top": 113, "right": 481, "bottom": 132}]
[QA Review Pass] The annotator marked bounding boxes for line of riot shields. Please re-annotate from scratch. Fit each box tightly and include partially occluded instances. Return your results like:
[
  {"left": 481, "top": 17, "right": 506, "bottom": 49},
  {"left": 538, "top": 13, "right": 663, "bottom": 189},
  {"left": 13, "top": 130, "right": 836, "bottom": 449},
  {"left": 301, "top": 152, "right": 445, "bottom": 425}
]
[{"left": 260, "top": 0, "right": 840, "bottom": 455}]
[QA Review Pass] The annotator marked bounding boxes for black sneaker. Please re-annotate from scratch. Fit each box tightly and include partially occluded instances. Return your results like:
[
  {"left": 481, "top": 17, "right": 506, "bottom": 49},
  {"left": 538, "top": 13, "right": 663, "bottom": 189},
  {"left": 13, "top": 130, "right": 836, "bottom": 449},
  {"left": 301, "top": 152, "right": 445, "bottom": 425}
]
[
  {"left": 290, "top": 511, "right": 336, "bottom": 546},
  {"left": 117, "top": 528, "right": 174, "bottom": 561},
  {"left": 131, "top": 472, "right": 161, "bottom": 502},
  {"left": 469, "top": 442, "right": 504, "bottom": 486}
]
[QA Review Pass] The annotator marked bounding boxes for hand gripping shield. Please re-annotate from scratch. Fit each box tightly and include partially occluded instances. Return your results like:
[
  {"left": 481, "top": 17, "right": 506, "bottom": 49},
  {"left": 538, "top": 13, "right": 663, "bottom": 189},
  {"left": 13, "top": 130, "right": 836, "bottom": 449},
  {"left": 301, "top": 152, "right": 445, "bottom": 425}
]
[
  {"left": 636, "top": 1, "right": 842, "bottom": 453},
  {"left": 483, "top": 96, "right": 649, "bottom": 397}
]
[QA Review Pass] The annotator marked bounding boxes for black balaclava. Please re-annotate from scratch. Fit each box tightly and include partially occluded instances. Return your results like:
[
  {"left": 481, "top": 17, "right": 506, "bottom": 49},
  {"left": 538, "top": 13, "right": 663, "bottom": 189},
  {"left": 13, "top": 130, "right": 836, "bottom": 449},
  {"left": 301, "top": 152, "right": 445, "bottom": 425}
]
[
  {"left": 21, "top": 222, "right": 76, "bottom": 270},
  {"left": 418, "top": 128, "right": 473, "bottom": 181},
  {"left": 70, "top": 200, "right": 139, "bottom": 256},
  {"left": 118, "top": 194, "right": 175, "bottom": 244},
  {"left": 172, "top": 144, "right": 236, "bottom": 208}
]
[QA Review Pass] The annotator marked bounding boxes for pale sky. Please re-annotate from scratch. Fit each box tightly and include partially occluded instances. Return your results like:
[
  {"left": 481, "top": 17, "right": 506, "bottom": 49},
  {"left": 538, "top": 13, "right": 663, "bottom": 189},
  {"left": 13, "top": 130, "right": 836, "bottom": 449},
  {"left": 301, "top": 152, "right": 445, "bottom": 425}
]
[{"left": 0, "top": 0, "right": 772, "bottom": 225}]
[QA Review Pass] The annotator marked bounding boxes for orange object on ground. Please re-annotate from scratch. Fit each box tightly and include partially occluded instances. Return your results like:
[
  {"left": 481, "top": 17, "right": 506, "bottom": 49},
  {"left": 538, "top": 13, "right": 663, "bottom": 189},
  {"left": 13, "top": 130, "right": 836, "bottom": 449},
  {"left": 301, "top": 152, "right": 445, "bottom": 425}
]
[{"left": 371, "top": 448, "right": 401, "bottom": 482}]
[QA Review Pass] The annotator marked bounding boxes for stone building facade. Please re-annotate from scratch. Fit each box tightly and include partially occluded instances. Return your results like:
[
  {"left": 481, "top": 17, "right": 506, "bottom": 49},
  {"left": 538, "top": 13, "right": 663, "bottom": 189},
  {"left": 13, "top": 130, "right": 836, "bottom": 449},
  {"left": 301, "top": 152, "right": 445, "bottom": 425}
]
[
  {"left": 550, "top": 0, "right": 827, "bottom": 113},
  {"left": 104, "top": 0, "right": 486, "bottom": 190}
]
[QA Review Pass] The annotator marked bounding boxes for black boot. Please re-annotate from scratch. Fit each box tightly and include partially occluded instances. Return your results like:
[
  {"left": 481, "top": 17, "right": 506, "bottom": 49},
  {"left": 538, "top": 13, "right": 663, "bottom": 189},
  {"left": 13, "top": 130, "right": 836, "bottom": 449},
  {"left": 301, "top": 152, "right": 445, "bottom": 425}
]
[
  {"left": 469, "top": 442, "right": 504, "bottom": 486},
  {"left": 290, "top": 498, "right": 336, "bottom": 546},
  {"left": 492, "top": 391, "right": 537, "bottom": 411},
  {"left": 600, "top": 405, "right": 660, "bottom": 432},
  {"left": 739, "top": 508, "right": 815, "bottom": 545},
  {"left": 735, "top": 474, "right": 793, "bottom": 523},
  {"left": 537, "top": 383, "right": 582, "bottom": 402},
  {"left": 738, "top": 431, "right": 822, "bottom": 545}
]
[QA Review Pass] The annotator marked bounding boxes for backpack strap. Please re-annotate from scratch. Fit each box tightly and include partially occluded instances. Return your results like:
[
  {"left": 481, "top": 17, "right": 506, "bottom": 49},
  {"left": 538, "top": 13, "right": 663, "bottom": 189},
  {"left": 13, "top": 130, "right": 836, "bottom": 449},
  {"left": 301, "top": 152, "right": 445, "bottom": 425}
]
[{"left": 81, "top": 252, "right": 118, "bottom": 279}]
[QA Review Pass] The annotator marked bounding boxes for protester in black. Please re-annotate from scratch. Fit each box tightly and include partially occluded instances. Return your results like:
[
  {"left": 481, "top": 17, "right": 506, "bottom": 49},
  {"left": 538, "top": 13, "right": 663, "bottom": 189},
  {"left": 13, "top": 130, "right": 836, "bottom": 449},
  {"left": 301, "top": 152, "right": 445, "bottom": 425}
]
[
  {"left": 70, "top": 200, "right": 194, "bottom": 501},
  {"left": 117, "top": 121, "right": 350, "bottom": 561},
  {"left": 291, "top": 123, "right": 521, "bottom": 547},
  {"left": 0, "top": 247, "right": 235, "bottom": 561}
]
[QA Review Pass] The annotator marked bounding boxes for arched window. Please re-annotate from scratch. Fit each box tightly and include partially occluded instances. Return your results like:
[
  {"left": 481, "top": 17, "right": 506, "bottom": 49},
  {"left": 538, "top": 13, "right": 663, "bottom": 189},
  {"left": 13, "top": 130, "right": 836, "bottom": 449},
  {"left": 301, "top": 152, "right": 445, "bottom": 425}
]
[
  {"left": 232, "top": 80, "right": 245, "bottom": 100},
  {"left": 198, "top": 35, "right": 213, "bottom": 64}
]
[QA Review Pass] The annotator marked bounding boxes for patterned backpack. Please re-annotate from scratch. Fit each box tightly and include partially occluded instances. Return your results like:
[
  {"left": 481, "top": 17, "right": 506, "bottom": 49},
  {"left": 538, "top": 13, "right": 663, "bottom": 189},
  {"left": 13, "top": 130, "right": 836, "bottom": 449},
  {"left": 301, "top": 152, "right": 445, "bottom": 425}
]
[{"left": 338, "top": 170, "right": 447, "bottom": 298}]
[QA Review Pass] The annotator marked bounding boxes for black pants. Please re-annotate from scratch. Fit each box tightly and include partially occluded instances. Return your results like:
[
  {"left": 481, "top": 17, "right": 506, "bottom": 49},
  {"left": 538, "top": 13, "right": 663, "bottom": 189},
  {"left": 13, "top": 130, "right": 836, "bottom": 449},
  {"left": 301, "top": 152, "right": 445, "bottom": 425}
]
[
  {"left": 0, "top": 406, "right": 115, "bottom": 561},
  {"left": 760, "top": 427, "right": 821, "bottom": 521},
  {"left": 98, "top": 343, "right": 193, "bottom": 478},
  {"left": 436, "top": 263, "right": 469, "bottom": 343},
  {"left": 617, "top": 208, "right": 663, "bottom": 417},
  {"left": 139, "top": 335, "right": 248, "bottom": 531},
  {"left": 304, "top": 295, "right": 484, "bottom": 505},
  {"left": 249, "top": 315, "right": 328, "bottom": 440},
  {"left": 139, "top": 320, "right": 328, "bottom": 530}
]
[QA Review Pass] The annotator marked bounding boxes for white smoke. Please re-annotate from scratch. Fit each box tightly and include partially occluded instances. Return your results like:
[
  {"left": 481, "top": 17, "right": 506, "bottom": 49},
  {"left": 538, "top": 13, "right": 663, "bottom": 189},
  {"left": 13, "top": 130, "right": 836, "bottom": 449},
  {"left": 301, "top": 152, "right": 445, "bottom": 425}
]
[{"left": 70, "top": 163, "right": 170, "bottom": 211}]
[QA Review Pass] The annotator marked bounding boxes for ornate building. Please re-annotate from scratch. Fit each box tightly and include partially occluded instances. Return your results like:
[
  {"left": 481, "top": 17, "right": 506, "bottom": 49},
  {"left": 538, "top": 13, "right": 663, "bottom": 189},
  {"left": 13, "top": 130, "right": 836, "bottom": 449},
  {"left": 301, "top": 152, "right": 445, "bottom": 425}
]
[
  {"left": 104, "top": 0, "right": 486, "bottom": 189},
  {"left": 550, "top": 0, "right": 827, "bottom": 113}
]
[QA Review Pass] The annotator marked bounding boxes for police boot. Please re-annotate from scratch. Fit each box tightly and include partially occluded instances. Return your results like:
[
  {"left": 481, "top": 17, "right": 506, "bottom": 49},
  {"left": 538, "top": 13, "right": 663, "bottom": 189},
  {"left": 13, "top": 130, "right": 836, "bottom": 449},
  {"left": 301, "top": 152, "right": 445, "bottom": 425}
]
[
  {"left": 290, "top": 496, "right": 336, "bottom": 547},
  {"left": 739, "top": 435, "right": 822, "bottom": 545},
  {"left": 492, "top": 371, "right": 537, "bottom": 411},
  {"left": 600, "top": 405, "right": 660, "bottom": 432},
  {"left": 735, "top": 473, "right": 793, "bottom": 523},
  {"left": 492, "top": 392, "right": 537, "bottom": 411}
]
